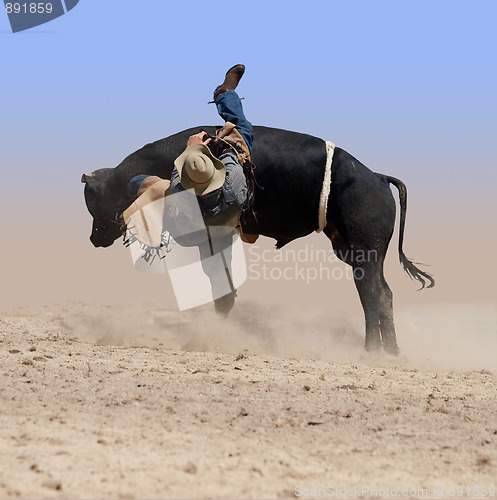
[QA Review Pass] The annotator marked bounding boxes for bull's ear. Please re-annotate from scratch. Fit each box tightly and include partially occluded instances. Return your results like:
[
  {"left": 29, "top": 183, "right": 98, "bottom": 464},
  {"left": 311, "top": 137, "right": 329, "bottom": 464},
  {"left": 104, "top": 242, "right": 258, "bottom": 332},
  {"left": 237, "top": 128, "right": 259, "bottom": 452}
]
[{"left": 81, "top": 173, "right": 95, "bottom": 184}]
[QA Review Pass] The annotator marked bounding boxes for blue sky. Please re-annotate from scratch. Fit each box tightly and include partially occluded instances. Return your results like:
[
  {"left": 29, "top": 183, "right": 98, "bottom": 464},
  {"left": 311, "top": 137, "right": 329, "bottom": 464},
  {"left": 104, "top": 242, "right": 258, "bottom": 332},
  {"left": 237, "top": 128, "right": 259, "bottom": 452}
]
[
  {"left": 2, "top": 1, "right": 496, "bottom": 191},
  {"left": 1, "top": 0, "right": 496, "bottom": 306},
  {"left": 3, "top": 2, "right": 496, "bottom": 158}
]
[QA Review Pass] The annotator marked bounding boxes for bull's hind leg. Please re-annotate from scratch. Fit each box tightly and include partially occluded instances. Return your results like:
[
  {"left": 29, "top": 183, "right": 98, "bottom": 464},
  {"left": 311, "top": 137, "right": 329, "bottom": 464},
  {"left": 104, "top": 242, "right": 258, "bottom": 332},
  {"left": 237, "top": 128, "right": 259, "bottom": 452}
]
[
  {"left": 378, "top": 268, "right": 400, "bottom": 355},
  {"left": 325, "top": 228, "right": 382, "bottom": 351},
  {"left": 353, "top": 262, "right": 383, "bottom": 352}
]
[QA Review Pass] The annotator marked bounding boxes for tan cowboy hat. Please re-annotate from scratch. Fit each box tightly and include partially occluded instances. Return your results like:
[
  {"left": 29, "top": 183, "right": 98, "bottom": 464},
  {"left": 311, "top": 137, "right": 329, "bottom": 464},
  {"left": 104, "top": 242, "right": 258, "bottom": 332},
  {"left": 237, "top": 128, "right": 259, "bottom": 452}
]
[{"left": 174, "top": 144, "right": 225, "bottom": 195}]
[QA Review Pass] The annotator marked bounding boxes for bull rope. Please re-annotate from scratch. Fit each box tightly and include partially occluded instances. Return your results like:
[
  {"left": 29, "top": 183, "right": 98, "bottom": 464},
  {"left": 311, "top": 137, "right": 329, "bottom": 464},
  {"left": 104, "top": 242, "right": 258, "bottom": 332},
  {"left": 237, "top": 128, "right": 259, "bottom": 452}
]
[{"left": 316, "top": 141, "right": 335, "bottom": 233}]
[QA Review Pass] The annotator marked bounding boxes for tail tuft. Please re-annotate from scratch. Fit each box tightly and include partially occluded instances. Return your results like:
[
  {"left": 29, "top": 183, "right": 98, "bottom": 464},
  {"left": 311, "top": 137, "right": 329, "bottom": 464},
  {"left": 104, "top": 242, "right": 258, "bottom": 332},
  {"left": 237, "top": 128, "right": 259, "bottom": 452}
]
[
  {"left": 384, "top": 175, "right": 436, "bottom": 290},
  {"left": 399, "top": 252, "right": 435, "bottom": 290}
]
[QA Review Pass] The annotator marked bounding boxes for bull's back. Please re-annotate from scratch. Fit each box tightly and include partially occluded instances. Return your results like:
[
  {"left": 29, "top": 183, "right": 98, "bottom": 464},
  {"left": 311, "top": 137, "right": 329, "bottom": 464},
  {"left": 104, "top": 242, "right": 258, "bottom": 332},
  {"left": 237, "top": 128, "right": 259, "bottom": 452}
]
[
  {"left": 115, "top": 126, "right": 328, "bottom": 243},
  {"left": 245, "top": 126, "right": 326, "bottom": 239}
]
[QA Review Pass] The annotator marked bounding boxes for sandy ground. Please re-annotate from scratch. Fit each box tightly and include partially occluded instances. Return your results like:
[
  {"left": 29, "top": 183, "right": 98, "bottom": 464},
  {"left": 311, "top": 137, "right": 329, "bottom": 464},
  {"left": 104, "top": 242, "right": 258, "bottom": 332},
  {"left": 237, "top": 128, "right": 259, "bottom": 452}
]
[{"left": 0, "top": 301, "right": 496, "bottom": 499}]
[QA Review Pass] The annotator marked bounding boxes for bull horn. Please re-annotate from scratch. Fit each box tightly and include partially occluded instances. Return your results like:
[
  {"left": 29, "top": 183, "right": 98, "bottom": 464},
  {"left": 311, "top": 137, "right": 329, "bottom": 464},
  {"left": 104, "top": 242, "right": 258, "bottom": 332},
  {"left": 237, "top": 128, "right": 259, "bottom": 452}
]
[{"left": 81, "top": 173, "right": 94, "bottom": 183}]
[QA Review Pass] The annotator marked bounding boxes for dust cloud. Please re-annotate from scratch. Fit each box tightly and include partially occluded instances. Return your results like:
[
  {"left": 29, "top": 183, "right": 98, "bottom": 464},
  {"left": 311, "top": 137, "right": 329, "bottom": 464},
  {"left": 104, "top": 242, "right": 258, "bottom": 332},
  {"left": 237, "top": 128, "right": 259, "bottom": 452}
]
[{"left": 55, "top": 299, "right": 496, "bottom": 372}]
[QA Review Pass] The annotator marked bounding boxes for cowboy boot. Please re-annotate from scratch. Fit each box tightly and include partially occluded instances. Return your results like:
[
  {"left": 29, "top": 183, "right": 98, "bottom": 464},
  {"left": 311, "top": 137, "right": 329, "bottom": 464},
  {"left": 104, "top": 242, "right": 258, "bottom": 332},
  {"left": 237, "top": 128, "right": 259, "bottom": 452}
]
[{"left": 213, "top": 64, "right": 245, "bottom": 103}]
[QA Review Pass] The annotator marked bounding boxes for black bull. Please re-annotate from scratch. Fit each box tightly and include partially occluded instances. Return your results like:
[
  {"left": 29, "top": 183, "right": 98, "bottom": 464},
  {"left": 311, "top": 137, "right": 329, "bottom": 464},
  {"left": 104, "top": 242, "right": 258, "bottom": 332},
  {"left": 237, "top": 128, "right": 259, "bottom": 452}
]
[{"left": 82, "top": 125, "right": 434, "bottom": 354}]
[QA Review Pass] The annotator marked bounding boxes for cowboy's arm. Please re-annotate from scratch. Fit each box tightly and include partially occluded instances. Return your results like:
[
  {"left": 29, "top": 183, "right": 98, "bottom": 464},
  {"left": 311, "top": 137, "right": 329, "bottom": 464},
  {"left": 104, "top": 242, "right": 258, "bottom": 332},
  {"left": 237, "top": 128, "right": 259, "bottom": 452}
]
[{"left": 187, "top": 131, "right": 211, "bottom": 147}]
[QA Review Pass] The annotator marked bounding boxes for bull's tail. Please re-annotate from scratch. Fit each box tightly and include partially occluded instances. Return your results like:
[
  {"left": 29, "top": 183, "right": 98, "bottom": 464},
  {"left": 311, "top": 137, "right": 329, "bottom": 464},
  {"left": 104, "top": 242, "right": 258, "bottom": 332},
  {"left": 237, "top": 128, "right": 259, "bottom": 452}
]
[{"left": 384, "top": 175, "right": 435, "bottom": 289}]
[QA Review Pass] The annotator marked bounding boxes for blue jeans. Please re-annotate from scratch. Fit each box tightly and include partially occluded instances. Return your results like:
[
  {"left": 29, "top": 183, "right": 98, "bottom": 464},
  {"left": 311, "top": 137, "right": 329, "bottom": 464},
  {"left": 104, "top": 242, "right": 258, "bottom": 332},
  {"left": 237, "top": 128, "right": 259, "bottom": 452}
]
[{"left": 216, "top": 90, "right": 254, "bottom": 154}]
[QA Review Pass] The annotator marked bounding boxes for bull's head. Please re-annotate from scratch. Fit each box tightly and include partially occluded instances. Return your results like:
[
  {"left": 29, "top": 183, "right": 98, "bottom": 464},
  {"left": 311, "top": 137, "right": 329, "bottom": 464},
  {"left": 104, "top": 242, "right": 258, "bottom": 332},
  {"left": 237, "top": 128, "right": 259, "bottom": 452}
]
[{"left": 82, "top": 170, "right": 126, "bottom": 248}]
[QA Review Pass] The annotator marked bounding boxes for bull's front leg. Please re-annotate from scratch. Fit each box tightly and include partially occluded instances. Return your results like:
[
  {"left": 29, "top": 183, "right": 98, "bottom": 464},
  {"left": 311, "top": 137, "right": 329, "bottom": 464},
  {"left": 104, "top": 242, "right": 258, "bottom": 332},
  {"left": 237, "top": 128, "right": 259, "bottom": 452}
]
[
  {"left": 214, "top": 290, "right": 237, "bottom": 316},
  {"left": 198, "top": 228, "right": 237, "bottom": 317}
]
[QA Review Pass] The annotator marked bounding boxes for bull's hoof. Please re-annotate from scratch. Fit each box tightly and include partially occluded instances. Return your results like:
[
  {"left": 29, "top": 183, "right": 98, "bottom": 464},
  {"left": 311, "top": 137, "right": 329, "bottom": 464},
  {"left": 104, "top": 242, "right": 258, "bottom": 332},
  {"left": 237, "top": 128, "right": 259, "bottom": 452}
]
[
  {"left": 365, "top": 338, "right": 382, "bottom": 353},
  {"left": 384, "top": 343, "right": 400, "bottom": 356},
  {"left": 214, "top": 290, "right": 237, "bottom": 317}
]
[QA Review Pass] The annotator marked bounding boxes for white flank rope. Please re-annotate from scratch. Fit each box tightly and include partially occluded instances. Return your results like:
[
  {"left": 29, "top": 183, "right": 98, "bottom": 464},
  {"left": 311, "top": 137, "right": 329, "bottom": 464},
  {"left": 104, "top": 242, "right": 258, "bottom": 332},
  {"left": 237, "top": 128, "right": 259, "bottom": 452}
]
[{"left": 316, "top": 141, "right": 335, "bottom": 233}]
